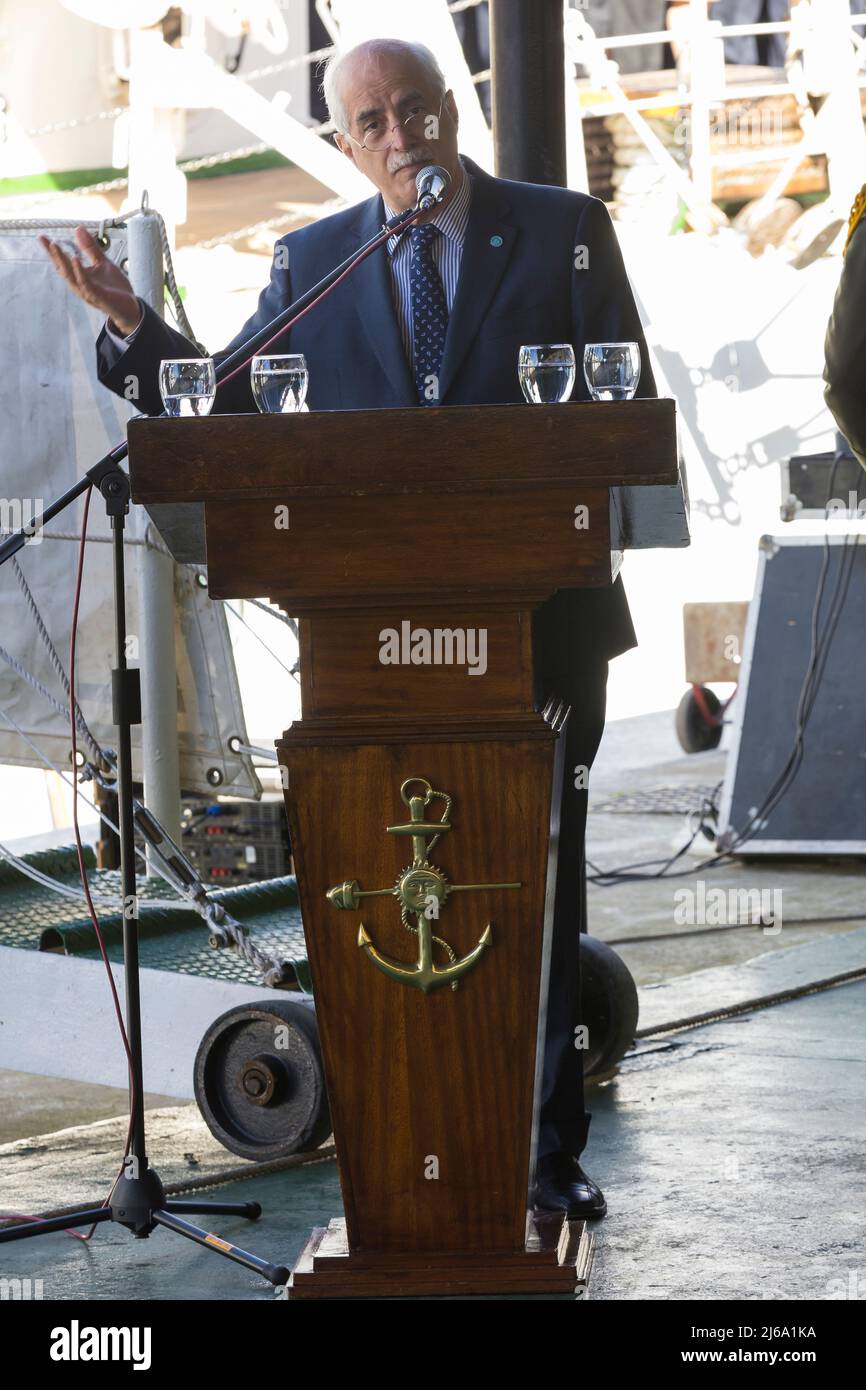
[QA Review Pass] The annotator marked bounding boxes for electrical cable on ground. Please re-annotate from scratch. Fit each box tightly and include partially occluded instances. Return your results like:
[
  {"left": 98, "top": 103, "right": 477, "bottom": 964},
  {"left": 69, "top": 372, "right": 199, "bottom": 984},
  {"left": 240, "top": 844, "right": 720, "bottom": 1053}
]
[
  {"left": 605, "top": 909, "right": 866, "bottom": 947},
  {"left": 588, "top": 459, "right": 861, "bottom": 887},
  {"left": 632, "top": 964, "right": 866, "bottom": 1039}
]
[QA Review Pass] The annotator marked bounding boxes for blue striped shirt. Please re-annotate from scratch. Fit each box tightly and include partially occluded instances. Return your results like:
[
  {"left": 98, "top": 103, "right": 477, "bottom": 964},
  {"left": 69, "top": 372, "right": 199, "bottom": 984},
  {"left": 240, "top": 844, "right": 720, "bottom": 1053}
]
[{"left": 383, "top": 156, "right": 472, "bottom": 370}]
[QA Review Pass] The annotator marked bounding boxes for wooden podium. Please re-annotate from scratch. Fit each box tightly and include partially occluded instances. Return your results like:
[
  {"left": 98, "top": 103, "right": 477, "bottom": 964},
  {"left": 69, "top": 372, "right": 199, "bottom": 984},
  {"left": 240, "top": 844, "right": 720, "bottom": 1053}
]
[{"left": 128, "top": 399, "right": 677, "bottom": 1298}]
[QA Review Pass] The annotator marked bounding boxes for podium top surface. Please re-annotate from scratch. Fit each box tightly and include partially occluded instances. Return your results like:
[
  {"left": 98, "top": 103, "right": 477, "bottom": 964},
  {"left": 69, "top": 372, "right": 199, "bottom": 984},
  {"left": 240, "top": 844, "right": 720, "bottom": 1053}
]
[{"left": 128, "top": 399, "right": 677, "bottom": 504}]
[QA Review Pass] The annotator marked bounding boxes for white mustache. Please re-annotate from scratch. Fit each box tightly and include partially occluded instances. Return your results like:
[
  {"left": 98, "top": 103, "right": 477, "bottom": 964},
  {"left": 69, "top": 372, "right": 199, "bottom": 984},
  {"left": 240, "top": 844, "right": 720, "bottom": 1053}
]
[{"left": 387, "top": 146, "right": 434, "bottom": 175}]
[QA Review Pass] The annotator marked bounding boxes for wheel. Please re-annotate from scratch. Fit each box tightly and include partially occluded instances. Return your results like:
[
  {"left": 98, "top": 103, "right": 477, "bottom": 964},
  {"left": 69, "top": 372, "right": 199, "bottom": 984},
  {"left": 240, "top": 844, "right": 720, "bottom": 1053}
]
[
  {"left": 675, "top": 685, "right": 723, "bottom": 754},
  {"left": 194, "top": 998, "right": 331, "bottom": 1161},
  {"left": 580, "top": 934, "right": 639, "bottom": 1080}
]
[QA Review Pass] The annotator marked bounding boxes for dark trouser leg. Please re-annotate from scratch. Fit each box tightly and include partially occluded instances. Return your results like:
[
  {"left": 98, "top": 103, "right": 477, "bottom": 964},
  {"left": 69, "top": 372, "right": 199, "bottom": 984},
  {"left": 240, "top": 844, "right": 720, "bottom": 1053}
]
[
  {"left": 536, "top": 656, "right": 609, "bottom": 1161},
  {"left": 714, "top": 0, "right": 762, "bottom": 64}
]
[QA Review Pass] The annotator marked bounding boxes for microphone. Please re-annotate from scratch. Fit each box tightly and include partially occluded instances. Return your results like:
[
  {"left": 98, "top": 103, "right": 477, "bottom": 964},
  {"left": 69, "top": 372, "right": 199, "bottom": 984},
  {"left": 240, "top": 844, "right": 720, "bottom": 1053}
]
[{"left": 416, "top": 165, "right": 451, "bottom": 211}]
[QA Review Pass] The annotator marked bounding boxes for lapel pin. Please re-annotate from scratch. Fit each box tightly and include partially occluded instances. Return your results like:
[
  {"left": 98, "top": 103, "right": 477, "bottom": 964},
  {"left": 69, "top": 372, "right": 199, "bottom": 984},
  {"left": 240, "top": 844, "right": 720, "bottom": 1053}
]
[{"left": 490, "top": 235, "right": 503, "bottom": 248}]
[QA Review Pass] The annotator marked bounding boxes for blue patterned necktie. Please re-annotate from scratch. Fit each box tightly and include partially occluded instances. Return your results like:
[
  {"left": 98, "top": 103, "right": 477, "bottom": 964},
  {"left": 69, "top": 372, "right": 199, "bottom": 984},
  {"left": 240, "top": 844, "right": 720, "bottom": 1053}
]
[{"left": 410, "top": 223, "right": 449, "bottom": 405}]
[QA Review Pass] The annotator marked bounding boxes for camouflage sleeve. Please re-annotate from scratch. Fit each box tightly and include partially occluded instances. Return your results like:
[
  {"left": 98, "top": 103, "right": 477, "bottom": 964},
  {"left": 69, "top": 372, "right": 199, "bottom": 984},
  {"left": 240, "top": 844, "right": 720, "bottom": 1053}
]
[{"left": 824, "top": 185, "right": 866, "bottom": 471}]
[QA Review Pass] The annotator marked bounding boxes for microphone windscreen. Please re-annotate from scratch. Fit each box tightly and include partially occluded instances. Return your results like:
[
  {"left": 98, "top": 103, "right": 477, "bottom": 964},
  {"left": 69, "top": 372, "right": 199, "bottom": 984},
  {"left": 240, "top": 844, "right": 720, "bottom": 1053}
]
[{"left": 415, "top": 166, "right": 451, "bottom": 203}]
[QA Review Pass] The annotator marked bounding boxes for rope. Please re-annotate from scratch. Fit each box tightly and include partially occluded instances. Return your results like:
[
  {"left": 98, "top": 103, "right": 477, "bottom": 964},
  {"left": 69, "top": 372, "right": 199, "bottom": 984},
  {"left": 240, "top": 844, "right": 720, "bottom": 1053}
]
[
  {"left": 0, "top": 643, "right": 104, "bottom": 764},
  {"left": 176, "top": 128, "right": 340, "bottom": 173},
  {"left": 160, "top": 1147, "right": 336, "bottom": 1196},
  {"left": 1, "top": 528, "right": 172, "bottom": 553},
  {"left": 10, "top": 557, "right": 104, "bottom": 766},
  {"left": 606, "top": 911, "right": 866, "bottom": 947},
  {"left": 0, "top": 131, "right": 334, "bottom": 210},
  {"left": 138, "top": 200, "right": 203, "bottom": 351},
  {"left": 634, "top": 966, "right": 866, "bottom": 1040},
  {"left": 0, "top": 214, "right": 131, "bottom": 231},
  {"left": 176, "top": 140, "right": 274, "bottom": 174},
  {"left": 241, "top": 595, "right": 299, "bottom": 638},
  {"left": 0, "top": 706, "right": 148, "bottom": 865},
  {"left": 224, "top": 602, "right": 300, "bottom": 681},
  {"left": 191, "top": 208, "right": 308, "bottom": 251},
  {"left": 18, "top": 106, "right": 126, "bottom": 140},
  {"left": 0, "top": 1147, "right": 336, "bottom": 1232},
  {"left": 239, "top": 46, "right": 336, "bottom": 83}
]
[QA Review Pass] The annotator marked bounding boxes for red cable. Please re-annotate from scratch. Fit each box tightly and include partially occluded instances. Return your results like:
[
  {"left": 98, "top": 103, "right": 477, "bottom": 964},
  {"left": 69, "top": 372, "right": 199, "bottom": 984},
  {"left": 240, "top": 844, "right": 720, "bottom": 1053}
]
[
  {"left": 1, "top": 487, "right": 135, "bottom": 1242},
  {"left": 690, "top": 682, "right": 724, "bottom": 728}
]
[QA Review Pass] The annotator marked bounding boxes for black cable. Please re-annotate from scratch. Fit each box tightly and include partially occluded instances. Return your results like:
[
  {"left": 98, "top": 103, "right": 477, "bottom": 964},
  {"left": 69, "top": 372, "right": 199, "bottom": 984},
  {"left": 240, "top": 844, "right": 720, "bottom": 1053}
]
[
  {"left": 632, "top": 965, "right": 866, "bottom": 1040},
  {"left": 606, "top": 910, "right": 866, "bottom": 947},
  {"left": 587, "top": 783, "right": 723, "bottom": 885},
  {"left": 588, "top": 457, "right": 861, "bottom": 886}
]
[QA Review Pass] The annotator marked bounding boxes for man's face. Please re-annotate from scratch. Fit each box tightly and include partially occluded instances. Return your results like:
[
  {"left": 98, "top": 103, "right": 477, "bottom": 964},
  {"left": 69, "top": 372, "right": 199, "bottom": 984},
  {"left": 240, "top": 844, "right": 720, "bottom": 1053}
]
[{"left": 334, "top": 50, "right": 461, "bottom": 213}]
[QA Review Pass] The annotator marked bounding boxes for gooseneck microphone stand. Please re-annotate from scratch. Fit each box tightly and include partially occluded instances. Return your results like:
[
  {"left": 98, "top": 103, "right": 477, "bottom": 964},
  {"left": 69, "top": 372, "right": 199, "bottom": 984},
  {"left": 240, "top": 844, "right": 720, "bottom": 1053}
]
[{"left": 0, "top": 190, "right": 433, "bottom": 1286}]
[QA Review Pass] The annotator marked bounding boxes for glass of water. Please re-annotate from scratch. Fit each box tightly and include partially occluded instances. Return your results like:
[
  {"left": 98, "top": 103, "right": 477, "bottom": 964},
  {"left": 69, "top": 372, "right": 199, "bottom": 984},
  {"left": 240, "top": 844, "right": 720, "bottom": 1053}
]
[
  {"left": 583, "top": 342, "right": 641, "bottom": 401},
  {"left": 158, "top": 358, "right": 216, "bottom": 416},
  {"left": 251, "top": 354, "right": 309, "bottom": 414},
  {"left": 518, "top": 344, "right": 576, "bottom": 404}
]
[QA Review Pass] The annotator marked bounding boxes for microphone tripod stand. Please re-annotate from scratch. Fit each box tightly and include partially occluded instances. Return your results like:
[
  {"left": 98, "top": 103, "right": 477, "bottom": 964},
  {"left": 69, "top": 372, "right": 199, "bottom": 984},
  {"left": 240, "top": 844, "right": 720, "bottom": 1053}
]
[{"left": 0, "top": 194, "right": 428, "bottom": 1287}]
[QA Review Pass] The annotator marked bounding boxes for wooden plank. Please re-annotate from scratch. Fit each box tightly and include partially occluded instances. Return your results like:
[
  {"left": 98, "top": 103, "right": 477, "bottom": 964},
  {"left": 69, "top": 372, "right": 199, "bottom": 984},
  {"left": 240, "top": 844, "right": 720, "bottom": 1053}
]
[
  {"left": 683, "top": 601, "right": 749, "bottom": 685},
  {"left": 127, "top": 399, "right": 679, "bottom": 504},
  {"left": 287, "top": 1215, "right": 590, "bottom": 1298},
  {"left": 296, "top": 609, "right": 537, "bottom": 721},
  {"left": 203, "top": 487, "right": 613, "bottom": 605}
]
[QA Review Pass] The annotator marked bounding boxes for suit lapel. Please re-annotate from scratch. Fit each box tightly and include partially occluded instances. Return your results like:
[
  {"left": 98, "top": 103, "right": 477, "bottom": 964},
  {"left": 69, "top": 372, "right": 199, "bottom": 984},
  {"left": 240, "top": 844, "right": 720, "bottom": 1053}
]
[
  {"left": 339, "top": 158, "right": 518, "bottom": 406},
  {"left": 437, "top": 158, "right": 517, "bottom": 402},
  {"left": 343, "top": 194, "right": 415, "bottom": 406}
]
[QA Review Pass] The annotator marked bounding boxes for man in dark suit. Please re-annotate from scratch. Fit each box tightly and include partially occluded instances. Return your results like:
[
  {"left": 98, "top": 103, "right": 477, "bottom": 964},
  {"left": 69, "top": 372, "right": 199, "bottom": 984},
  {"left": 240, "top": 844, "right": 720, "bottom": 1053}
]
[{"left": 40, "top": 37, "right": 682, "bottom": 1220}]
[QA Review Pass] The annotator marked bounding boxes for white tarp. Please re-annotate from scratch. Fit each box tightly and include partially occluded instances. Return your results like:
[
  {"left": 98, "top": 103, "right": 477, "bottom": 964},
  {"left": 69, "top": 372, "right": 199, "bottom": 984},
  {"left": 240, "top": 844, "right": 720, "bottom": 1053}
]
[{"left": 0, "top": 222, "right": 260, "bottom": 797}]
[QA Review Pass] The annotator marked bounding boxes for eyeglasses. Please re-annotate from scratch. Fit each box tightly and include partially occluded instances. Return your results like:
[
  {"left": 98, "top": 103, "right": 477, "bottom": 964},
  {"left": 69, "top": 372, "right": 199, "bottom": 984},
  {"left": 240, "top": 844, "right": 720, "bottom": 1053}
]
[{"left": 344, "top": 95, "right": 446, "bottom": 152}]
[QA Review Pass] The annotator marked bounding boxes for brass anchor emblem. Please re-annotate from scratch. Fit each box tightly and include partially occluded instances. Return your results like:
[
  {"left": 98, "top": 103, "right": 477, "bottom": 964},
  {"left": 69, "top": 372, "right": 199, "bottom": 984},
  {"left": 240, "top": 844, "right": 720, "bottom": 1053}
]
[{"left": 326, "top": 778, "right": 521, "bottom": 994}]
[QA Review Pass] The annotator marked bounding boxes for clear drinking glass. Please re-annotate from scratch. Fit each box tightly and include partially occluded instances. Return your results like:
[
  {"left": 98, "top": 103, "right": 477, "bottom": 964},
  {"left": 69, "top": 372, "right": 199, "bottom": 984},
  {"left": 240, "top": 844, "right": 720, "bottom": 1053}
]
[
  {"left": 158, "top": 358, "right": 216, "bottom": 417},
  {"left": 518, "top": 344, "right": 576, "bottom": 405},
  {"left": 251, "top": 354, "right": 309, "bottom": 414},
  {"left": 583, "top": 342, "right": 641, "bottom": 401}
]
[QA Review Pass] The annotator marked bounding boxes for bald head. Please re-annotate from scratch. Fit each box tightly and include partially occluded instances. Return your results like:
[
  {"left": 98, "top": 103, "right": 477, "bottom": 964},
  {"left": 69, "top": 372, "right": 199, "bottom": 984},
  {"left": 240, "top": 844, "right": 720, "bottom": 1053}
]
[
  {"left": 322, "top": 39, "right": 446, "bottom": 134},
  {"left": 324, "top": 37, "right": 462, "bottom": 214}
]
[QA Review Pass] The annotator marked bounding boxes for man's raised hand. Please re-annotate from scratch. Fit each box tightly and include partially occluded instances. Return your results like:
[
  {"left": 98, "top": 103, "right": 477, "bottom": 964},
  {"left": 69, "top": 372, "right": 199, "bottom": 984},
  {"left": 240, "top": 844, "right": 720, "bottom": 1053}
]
[{"left": 38, "top": 225, "right": 144, "bottom": 336}]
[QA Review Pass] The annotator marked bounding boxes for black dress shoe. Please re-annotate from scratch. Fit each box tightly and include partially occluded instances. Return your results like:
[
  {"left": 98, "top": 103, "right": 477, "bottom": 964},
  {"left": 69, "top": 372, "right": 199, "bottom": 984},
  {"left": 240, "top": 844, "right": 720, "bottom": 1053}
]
[{"left": 532, "top": 1151, "right": 607, "bottom": 1219}]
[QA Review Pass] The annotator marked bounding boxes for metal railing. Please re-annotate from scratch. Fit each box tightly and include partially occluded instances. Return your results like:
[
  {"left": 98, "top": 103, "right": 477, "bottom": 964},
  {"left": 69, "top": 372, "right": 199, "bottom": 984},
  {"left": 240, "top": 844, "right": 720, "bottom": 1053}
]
[{"left": 571, "top": 3, "right": 866, "bottom": 216}]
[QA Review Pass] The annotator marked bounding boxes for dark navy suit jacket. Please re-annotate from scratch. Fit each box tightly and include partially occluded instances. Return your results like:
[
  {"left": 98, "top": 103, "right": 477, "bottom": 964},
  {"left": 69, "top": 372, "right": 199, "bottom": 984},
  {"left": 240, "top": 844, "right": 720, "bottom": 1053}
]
[{"left": 98, "top": 153, "right": 657, "bottom": 661}]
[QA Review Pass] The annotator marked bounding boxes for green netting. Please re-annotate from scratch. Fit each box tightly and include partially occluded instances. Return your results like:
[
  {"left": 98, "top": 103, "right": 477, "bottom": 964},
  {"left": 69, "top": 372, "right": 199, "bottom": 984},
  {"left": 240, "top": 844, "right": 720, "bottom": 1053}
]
[
  {"left": 0, "top": 842, "right": 97, "bottom": 887},
  {"left": 0, "top": 845, "right": 309, "bottom": 989}
]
